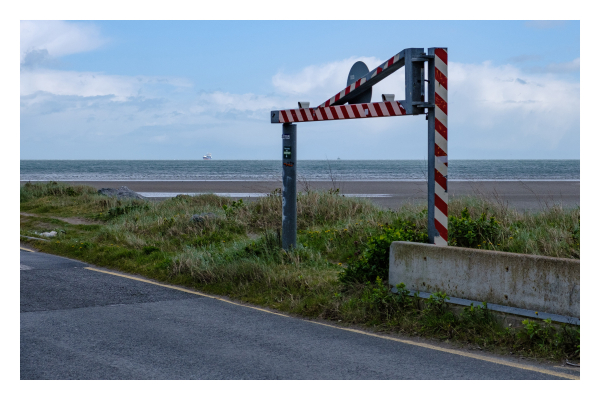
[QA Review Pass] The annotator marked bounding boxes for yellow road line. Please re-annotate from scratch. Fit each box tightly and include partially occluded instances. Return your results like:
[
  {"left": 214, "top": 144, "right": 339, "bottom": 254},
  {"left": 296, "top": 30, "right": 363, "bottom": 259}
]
[
  {"left": 84, "top": 266, "right": 578, "bottom": 380},
  {"left": 303, "top": 320, "right": 578, "bottom": 380},
  {"left": 20, "top": 247, "right": 35, "bottom": 252}
]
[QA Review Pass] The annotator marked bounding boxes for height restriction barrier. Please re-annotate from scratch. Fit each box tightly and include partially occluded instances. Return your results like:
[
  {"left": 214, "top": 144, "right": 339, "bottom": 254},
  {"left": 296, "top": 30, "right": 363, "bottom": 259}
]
[{"left": 270, "top": 47, "right": 448, "bottom": 249}]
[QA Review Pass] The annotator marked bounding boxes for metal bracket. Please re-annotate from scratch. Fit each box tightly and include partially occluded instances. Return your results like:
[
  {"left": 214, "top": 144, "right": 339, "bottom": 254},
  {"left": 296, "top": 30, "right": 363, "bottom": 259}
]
[{"left": 414, "top": 102, "right": 434, "bottom": 108}]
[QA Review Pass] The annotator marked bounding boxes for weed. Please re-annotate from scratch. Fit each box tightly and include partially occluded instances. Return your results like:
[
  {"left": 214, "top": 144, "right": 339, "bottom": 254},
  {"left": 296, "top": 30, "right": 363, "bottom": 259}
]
[
  {"left": 424, "top": 291, "right": 450, "bottom": 315},
  {"left": 360, "top": 277, "right": 403, "bottom": 320},
  {"left": 460, "top": 302, "right": 495, "bottom": 328}
]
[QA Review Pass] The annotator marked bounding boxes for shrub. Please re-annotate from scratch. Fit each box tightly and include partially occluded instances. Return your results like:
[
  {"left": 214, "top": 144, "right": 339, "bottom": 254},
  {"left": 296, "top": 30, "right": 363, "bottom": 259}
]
[
  {"left": 360, "top": 277, "right": 399, "bottom": 319},
  {"left": 448, "top": 207, "right": 501, "bottom": 248},
  {"left": 222, "top": 198, "right": 245, "bottom": 216},
  {"left": 339, "top": 221, "right": 428, "bottom": 284}
]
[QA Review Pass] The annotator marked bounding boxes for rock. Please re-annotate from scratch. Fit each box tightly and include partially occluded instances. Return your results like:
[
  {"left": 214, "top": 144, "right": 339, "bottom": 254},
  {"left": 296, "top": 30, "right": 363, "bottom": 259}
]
[
  {"left": 190, "top": 212, "right": 218, "bottom": 224},
  {"left": 38, "top": 231, "right": 57, "bottom": 238},
  {"left": 98, "top": 186, "right": 145, "bottom": 200}
]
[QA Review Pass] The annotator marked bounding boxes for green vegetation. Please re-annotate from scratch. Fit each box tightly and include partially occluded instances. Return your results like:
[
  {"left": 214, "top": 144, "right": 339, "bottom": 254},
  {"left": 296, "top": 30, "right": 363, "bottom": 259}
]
[{"left": 20, "top": 181, "right": 580, "bottom": 361}]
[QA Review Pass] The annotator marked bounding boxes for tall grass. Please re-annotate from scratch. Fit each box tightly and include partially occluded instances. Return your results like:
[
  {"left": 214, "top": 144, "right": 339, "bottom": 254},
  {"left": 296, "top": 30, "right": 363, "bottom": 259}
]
[
  {"left": 447, "top": 195, "right": 579, "bottom": 258},
  {"left": 20, "top": 182, "right": 580, "bottom": 360}
]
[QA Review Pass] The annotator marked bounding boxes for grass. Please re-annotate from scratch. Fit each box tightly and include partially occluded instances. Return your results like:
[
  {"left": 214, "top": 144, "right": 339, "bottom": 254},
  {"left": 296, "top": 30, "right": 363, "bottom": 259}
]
[{"left": 20, "top": 181, "right": 580, "bottom": 361}]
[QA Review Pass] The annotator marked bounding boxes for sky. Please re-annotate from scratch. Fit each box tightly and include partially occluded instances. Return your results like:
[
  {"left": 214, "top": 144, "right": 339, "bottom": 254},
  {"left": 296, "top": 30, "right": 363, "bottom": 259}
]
[{"left": 19, "top": 20, "right": 580, "bottom": 160}]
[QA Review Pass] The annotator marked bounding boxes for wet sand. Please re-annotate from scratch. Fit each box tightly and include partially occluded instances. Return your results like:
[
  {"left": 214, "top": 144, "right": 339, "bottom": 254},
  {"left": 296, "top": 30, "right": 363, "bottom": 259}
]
[{"left": 43, "top": 180, "right": 579, "bottom": 212}]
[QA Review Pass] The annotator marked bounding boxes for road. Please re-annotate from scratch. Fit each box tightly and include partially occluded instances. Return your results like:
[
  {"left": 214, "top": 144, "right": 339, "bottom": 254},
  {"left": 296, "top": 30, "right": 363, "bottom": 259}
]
[{"left": 20, "top": 249, "right": 579, "bottom": 380}]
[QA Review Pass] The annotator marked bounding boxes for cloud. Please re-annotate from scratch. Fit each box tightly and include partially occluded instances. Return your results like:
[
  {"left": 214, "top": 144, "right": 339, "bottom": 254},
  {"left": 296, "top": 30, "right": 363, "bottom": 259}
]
[
  {"left": 20, "top": 21, "right": 106, "bottom": 65},
  {"left": 20, "top": 55, "right": 579, "bottom": 159},
  {"left": 195, "top": 91, "right": 286, "bottom": 120},
  {"left": 20, "top": 69, "right": 192, "bottom": 101},
  {"left": 271, "top": 56, "right": 393, "bottom": 102},
  {"left": 528, "top": 58, "right": 580, "bottom": 74},
  {"left": 450, "top": 60, "right": 579, "bottom": 148},
  {"left": 217, "top": 56, "right": 578, "bottom": 148},
  {"left": 20, "top": 49, "right": 52, "bottom": 69},
  {"left": 192, "top": 56, "right": 406, "bottom": 120}
]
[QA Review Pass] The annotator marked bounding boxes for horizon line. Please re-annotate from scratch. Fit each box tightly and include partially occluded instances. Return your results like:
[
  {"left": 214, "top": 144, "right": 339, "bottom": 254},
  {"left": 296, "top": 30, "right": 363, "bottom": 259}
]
[{"left": 20, "top": 158, "right": 582, "bottom": 161}]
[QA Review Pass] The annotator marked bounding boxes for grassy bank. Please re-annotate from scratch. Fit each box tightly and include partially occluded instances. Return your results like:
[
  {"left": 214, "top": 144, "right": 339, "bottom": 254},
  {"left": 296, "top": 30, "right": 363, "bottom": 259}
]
[{"left": 20, "top": 181, "right": 580, "bottom": 361}]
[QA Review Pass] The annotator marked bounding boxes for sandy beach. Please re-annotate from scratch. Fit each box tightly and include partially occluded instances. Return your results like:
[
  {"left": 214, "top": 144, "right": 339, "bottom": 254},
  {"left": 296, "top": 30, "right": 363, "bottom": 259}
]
[{"left": 43, "top": 180, "right": 579, "bottom": 212}]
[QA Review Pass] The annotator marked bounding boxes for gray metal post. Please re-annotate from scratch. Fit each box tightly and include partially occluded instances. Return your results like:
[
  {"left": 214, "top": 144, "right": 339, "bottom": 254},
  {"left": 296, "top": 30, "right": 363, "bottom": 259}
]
[
  {"left": 427, "top": 48, "right": 437, "bottom": 244},
  {"left": 282, "top": 123, "right": 297, "bottom": 250}
]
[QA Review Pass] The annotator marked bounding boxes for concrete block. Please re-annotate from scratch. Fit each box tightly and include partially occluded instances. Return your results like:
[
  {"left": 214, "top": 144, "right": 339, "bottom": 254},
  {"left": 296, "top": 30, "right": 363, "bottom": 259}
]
[{"left": 389, "top": 242, "right": 580, "bottom": 318}]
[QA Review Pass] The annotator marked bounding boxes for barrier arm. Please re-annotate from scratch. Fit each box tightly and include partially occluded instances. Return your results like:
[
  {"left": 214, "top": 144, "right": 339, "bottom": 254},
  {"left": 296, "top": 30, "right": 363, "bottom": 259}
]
[
  {"left": 317, "top": 47, "right": 430, "bottom": 115},
  {"left": 318, "top": 50, "right": 406, "bottom": 108},
  {"left": 271, "top": 100, "right": 408, "bottom": 124}
]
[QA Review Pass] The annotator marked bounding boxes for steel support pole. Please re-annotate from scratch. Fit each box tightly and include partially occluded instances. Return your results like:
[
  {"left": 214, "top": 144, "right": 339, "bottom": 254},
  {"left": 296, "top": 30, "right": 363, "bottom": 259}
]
[{"left": 282, "top": 123, "right": 297, "bottom": 250}]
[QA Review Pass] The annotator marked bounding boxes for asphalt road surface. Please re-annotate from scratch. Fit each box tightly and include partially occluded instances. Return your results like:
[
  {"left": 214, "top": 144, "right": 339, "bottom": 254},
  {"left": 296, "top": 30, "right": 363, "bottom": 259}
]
[{"left": 20, "top": 250, "right": 579, "bottom": 380}]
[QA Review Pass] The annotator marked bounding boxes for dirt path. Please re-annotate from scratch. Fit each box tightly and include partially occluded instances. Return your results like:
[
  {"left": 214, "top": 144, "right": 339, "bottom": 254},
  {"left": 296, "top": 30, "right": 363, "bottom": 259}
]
[{"left": 20, "top": 212, "right": 103, "bottom": 226}]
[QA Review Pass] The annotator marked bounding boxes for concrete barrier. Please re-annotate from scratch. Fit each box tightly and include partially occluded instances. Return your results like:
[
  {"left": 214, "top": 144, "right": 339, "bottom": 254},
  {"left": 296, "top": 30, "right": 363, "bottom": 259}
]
[{"left": 389, "top": 242, "right": 579, "bottom": 319}]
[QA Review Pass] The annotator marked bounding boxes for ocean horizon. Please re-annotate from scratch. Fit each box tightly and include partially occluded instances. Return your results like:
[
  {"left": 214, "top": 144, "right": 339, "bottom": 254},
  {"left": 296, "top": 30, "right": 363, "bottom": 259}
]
[{"left": 20, "top": 159, "right": 580, "bottom": 182}]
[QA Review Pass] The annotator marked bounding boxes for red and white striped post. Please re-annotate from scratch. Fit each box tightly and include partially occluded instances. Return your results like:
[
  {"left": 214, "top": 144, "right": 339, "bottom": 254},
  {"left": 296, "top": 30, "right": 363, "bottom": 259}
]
[{"left": 429, "top": 47, "right": 448, "bottom": 246}]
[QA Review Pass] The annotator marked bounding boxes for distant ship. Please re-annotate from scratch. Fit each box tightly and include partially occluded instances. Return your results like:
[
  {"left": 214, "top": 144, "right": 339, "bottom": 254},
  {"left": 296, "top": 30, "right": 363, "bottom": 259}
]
[{"left": 203, "top": 153, "right": 212, "bottom": 160}]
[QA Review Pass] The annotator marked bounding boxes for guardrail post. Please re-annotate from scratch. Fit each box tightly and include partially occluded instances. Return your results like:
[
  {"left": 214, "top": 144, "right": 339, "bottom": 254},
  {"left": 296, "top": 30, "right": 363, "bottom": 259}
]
[{"left": 282, "top": 123, "right": 297, "bottom": 250}]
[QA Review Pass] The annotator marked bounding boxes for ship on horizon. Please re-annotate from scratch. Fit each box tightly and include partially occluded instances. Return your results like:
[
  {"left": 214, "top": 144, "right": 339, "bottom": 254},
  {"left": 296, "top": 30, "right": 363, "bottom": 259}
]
[{"left": 203, "top": 153, "right": 212, "bottom": 160}]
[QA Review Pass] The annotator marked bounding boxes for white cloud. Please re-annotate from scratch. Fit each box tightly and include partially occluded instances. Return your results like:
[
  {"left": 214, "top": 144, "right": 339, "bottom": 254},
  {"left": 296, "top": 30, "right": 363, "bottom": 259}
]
[
  {"left": 450, "top": 60, "right": 579, "bottom": 147},
  {"left": 272, "top": 56, "right": 393, "bottom": 102},
  {"left": 20, "top": 69, "right": 192, "bottom": 101},
  {"left": 177, "top": 58, "right": 579, "bottom": 156},
  {"left": 21, "top": 21, "right": 106, "bottom": 64},
  {"left": 195, "top": 91, "right": 285, "bottom": 118},
  {"left": 192, "top": 56, "right": 406, "bottom": 121},
  {"left": 20, "top": 55, "right": 579, "bottom": 159}
]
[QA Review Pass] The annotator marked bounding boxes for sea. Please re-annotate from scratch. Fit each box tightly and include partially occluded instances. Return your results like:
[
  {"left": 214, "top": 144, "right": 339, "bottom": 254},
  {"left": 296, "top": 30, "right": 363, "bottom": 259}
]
[{"left": 20, "top": 160, "right": 579, "bottom": 182}]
